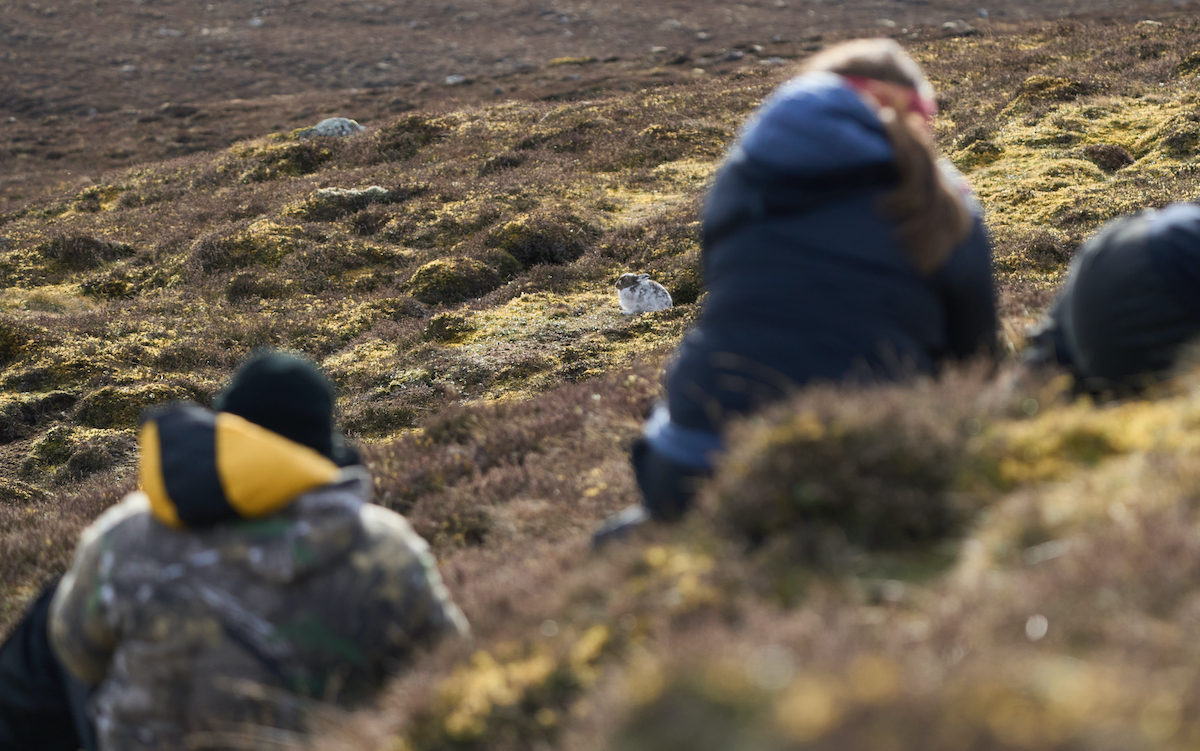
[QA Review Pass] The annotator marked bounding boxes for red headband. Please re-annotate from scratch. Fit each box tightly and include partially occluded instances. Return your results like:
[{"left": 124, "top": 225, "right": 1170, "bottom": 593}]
[{"left": 841, "top": 74, "right": 938, "bottom": 121}]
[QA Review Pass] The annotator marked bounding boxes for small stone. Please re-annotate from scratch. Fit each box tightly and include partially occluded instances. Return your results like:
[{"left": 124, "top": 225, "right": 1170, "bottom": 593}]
[
  {"left": 696, "top": 31, "right": 711, "bottom": 41},
  {"left": 445, "top": 74, "right": 468, "bottom": 85},
  {"left": 249, "top": 16, "right": 264, "bottom": 27},
  {"left": 296, "top": 117, "right": 365, "bottom": 138},
  {"left": 978, "top": 8, "right": 989, "bottom": 18},
  {"left": 879, "top": 18, "right": 897, "bottom": 28},
  {"left": 941, "top": 20, "right": 978, "bottom": 36},
  {"left": 650, "top": 46, "right": 668, "bottom": 54},
  {"left": 159, "top": 102, "right": 199, "bottom": 118}
]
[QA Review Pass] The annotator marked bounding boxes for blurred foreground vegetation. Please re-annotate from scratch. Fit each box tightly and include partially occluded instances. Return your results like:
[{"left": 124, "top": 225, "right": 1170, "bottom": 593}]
[{"left": 4, "top": 12, "right": 1200, "bottom": 751}]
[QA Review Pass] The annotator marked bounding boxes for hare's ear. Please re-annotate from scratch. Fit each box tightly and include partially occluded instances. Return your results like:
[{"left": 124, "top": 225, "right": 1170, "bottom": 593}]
[{"left": 638, "top": 273, "right": 650, "bottom": 281}]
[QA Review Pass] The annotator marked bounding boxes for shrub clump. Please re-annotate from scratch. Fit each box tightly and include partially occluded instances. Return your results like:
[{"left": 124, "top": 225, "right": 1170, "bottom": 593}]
[
  {"left": 0, "top": 316, "right": 41, "bottom": 366},
  {"left": 19, "top": 425, "right": 136, "bottom": 484},
  {"left": 424, "top": 313, "right": 476, "bottom": 343},
  {"left": 74, "top": 382, "right": 205, "bottom": 429},
  {"left": 485, "top": 212, "right": 599, "bottom": 268},
  {"left": 407, "top": 258, "right": 502, "bottom": 306},
  {"left": 188, "top": 220, "right": 303, "bottom": 273},
  {"left": 0, "top": 391, "right": 77, "bottom": 443},
  {"left": 36, "top": 234, "right": 134, "bottom": 271},
  {"left": 710, "top": 379, "right": 992, "bottom": 566},
  {"left": 372, "top": 114, "right": 450, "bottom": 161},
  {"left": 1077, "top": 143, "right": 1135, "bottom": 172},
  {"left": 1015, "top": 75, "right": 1102, "bottom": 104},
  {"left": 228, "top": 139, "right": 335, "bottom": 182}
]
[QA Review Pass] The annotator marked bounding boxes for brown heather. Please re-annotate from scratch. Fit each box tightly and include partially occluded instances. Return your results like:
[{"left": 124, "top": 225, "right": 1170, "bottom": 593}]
[{"left": 6, "top": 3, "right": 1200, "bottom": 750}]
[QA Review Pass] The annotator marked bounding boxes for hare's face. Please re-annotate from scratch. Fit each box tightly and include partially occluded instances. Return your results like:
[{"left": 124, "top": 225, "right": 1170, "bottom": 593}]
[{"left": 615, "top": 273, "right": 641, "bottom": 290}]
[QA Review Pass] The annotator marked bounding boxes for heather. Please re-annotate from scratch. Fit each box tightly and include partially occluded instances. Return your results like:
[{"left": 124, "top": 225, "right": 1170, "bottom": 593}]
[{"left": 4, "top": 7, "right": 1200, "bottom": 751}]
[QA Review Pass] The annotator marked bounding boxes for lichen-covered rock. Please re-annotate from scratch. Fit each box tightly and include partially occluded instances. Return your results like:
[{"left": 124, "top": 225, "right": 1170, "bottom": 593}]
[
  {"left": 407, "top": 258, "right": 502, "bottom": 305},
  {"left": 295, "top": 117, "right": 365, "bottom": 139},
  {"left": 284, "top": 184, "right": 424, "bottom": 222}
]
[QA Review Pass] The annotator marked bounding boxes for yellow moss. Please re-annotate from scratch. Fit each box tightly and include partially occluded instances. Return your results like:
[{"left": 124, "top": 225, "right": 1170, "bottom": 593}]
[
  {"left": 774, "top": 675, "right": 844, "bottom": 742},
  {"left": 547, "top": 56, "right": 597, "bottom": 67},
  {"left": 435, "top": 647, "right": 559, "bottom": 740}
]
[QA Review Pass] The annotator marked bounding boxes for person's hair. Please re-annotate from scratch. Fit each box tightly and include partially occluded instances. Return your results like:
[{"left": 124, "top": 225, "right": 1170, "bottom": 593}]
[{"left": 802, "top": 39, "right": 973, "bottom": 275}]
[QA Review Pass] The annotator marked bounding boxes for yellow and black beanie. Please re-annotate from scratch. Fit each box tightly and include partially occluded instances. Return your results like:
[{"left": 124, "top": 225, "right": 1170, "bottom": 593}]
[
  {"left": 212, "top": 350, "right": 358, "bottom": 468},
  {"left": 139, "top": 403, "right": 342, "bottom": 529}
]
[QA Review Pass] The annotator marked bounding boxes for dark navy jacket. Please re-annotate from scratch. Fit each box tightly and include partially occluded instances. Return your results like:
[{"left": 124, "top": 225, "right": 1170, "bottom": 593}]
[
  {"left": 1030, "top": 202, "right": 1200, "bottom": 389},
  {"left": 649, "top": 72, "right": 997, "bottom": 466}
]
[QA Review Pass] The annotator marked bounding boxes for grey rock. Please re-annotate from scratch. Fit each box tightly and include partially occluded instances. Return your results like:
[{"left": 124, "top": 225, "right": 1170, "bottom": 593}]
[{"left": 296, "top": 117, "right": 365, "bottom": 139}]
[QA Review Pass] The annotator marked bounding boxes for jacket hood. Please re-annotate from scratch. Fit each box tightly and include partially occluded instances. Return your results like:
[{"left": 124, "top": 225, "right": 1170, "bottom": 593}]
[
  {"left": 734, "top": 71, "right": 894, "bottom": 177},
  {"left": 139, "top": 402, "right": 344, "bottom": 530}
]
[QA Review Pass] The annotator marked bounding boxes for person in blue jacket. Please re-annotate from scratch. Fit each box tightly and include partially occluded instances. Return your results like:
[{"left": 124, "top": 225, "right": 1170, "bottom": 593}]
[
  {"left": 1025, "top": 203, "right": 1200, "bottom": 393},
  {"left": 596, "top": 39, "right": 997, "bottom": 542}
]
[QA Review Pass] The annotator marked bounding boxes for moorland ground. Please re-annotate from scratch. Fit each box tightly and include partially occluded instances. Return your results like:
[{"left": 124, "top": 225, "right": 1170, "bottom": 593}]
[{"left": 5, "top": 1, "right": 1200, "bottom": 750}]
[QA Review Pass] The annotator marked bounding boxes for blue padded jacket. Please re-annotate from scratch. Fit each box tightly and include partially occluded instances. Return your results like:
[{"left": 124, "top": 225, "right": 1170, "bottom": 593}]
[{"left": 651, "top": 72, "right": 997, "bottom": 465}]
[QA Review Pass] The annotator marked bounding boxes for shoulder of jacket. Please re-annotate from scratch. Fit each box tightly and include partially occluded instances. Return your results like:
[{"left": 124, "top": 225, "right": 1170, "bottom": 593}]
[
  {"left": 76, "top": 491, "right": 153, "bottom": 552},
  {"left": 356, "top": 503, "right": 433, "bottom": 562}
]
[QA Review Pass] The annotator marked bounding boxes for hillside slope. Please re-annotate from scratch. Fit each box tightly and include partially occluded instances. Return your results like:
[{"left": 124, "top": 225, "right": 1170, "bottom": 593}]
[{"left": 3, "top": 10, "right": 1200, "bottom": 751}]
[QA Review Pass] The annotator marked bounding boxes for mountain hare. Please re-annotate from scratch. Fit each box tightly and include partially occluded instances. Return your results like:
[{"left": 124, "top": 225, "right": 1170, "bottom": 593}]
[{"left": 615, "top": 273, "right": 672, "bottom": 314}]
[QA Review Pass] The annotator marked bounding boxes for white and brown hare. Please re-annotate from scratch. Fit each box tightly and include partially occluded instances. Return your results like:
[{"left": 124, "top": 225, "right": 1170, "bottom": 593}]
[{"left": 615, "top": 273, "right": 672, "bottom": 314}]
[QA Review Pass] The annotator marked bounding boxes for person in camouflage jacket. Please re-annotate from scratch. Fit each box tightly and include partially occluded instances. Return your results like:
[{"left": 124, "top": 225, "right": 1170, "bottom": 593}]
[{"left": 35, "top": 351, "right": 467, "bottom": 750}]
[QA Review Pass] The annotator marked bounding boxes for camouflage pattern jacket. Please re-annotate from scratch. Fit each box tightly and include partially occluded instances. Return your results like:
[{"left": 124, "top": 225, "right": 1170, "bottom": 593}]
[{"left": 49, "top": 406, "right": 468, "bottom": 750}]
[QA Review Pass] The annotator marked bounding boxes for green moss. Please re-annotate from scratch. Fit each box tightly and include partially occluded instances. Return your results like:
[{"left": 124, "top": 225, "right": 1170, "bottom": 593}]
[
  {"left": 74, "top": 382, "right": 204, "bottom": 429},
  {"left": 0, "top": 316, "right": 36, "bottom": 365},
  {"left": 424, "top": 313, "right": 476, "bottom": 343},
  {"left": 0, "top": 477, "right": 47, "bottom": 505},
  {"left": 484, "top": 212, "right": 599, "bottom": 268},
  {"left": 407, "top": 258, "right": 502, "bottom": 306},
  {"left": 282, "top": 184, "right": 426, "bottom": 222},
  {"left": 35, "top": 234, "right": 134, "bottom": 272},
  {"left": 547, "top": 56, "right": 597, "bottom": 67},
  {"left": 70, "top": 184, "right": 124, "bottom": 214},
  {"left": 228, "top": 139, "right": 335, "bottom": 182},
  {"left": 189, "top": 219, "right": 305, "bottom": 273},
  {"left": 20, "top": 425, "right": 136, "bottom": 484},
  {"left": 372, "top": 114, "right": 451, "bottom": 161}
]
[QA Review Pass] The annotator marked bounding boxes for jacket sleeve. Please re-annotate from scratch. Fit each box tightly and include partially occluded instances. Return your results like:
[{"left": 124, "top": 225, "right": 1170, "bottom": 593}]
[
  {"left": 358, "top": 505, "right": 470, "bottom": 645},
  {"left": 48, "top": 496, "right": 146, "bottom": 686},
  {"left": 934, "top": 213, "right": 999, "bottom": 360}
]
